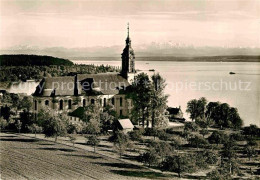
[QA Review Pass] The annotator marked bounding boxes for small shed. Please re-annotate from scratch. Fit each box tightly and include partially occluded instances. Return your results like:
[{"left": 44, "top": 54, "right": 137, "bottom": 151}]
[
  {"left": 116, "top": 119, "right": 134, "bottom": 134},
  {"left": 167, "top": 107, "right": 185, "bottom": 122}
]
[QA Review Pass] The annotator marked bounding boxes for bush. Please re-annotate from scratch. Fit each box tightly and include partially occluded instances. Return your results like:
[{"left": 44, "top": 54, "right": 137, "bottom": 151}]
[
  {"left": 112, "top": 131, "right": 132, "bottom": 158},
  {"left": 0, "top": 117, "right": 8, "bottom": 130},
  {"left": 86, "top": 135, "right": 100, "bottom": 152},
  {"left": 198, "top": 150, "right": 218, "bottom": 165},
  {"left": 144, "top": 128, "right": 157, "bottom": 136},
  {"left": 230, "top": 133, "right": 245, "bottom": 141},
  {"left": 169, "top": 136, "right": 182, "bottom": 150},
  {"left": 148, "top": 141, "right": 172, "bottom": 160},
  {"left": 161, "top": 154, "right": 196, "bottom": 178},
  {"left": 157, "top": 130, "right": 171, "bottom": 141},
  {"left": 67, "top": 124, "right": 78, "bottom": 134},
  {"left": 242, "top": 124, "right": 259, "bottom": 137},
  {"left": 184, "top": 122, "right": 198, "bottom": 132},
  {"left": 208, "top": 131, "right": 227, "bottom": 145},
  {"left": 188, "top": 135, "right": 209, "bottom": 149},
  {"left": 128, "top": 130, "right": 143, "bottom": 141},
  {"left": 138, "top": 149, "right": 159, "bottom": 167},
  {"left": 27, "top": 123, "right": 42, "bottom": 137}
]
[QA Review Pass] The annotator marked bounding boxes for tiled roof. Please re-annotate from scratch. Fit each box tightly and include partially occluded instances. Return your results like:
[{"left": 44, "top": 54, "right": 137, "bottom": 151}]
[
  {"left": 118, "top": 119, "right": 134, "bottom": 129},
  {"left": 78, "top": 73, "right": 130, "bottom": 95},
  {"left": 33, "top": 73, "right": 130, "bottom": 97},
  {"left": 167, "top": 107, "right": 181, "bottom": 115}
]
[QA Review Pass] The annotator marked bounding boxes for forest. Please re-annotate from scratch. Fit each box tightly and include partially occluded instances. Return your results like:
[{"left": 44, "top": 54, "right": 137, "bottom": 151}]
[
  {"left": 0, "top": 54, "right": 73, "bottom": 66},
  {"left": 0, "top": 54, "right": 119, "bottom": 83}
]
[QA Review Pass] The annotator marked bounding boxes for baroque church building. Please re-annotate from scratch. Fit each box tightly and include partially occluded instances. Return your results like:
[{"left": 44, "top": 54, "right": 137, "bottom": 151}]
[{"left": 33, "top": 25, "right": 136, "bottom": 119}]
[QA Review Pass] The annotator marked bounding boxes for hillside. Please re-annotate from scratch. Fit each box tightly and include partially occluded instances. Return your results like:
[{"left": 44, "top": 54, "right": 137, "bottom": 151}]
[{"left": 0, "top": 54, "right": 74, "bottom": 66}]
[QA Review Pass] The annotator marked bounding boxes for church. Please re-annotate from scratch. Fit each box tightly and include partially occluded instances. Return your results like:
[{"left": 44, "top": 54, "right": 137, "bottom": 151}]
[{"left": 33, "top": 25, "right": 136, "bottom": 119}]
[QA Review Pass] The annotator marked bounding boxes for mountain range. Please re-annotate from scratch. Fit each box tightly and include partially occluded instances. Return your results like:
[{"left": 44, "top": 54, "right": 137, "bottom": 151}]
[{"left": 1, "top": 42, "right": 259, "bottom": 59}]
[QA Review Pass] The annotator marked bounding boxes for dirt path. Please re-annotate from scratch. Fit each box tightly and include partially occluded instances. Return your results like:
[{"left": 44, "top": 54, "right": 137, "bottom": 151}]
[{"left": 0, "top": 133, "right": 169, "bottom": 180}]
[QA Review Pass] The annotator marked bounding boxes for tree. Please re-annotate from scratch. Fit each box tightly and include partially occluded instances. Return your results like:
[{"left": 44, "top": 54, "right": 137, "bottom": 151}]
[
  {"left": 244, "top": 145, "right": 256, "bottom": 161},
  {"left": 27, "top": 123, "right": 42, "bottom": 137},
  {"left": 150, "top": 73, "right": 169, "bottom": 128},
  {"left": 0, "top": 105, "right": 11, "bottom": 121},
  {"left": 69, "top": 134, "right": 77, "bottom": 147},
  {"left": 200, "top": 128, "right": 209, "bottom": 138},
  {"left": 87, "top": 135, "right": 100, "bottom": 152},
  {"left": 243, "top": 124, "right": 259, "bottom": 137},
  {"left": 0, "top": 117, "right": 8, "bottom": 130},
  {"left": 208, "top": 131, "right": 226, "bottom": 146},
  {"left": 112, "top": 131, "right": 131, "bottom": 158},
  {"left": 100, "top": 105, "right": 116, "bottom": 133},
  {"left": 40, "top": 108, "right": 68, "bottom": 142},
  {"left": 206, "top": 102, "right": 243, "bottom": 129},
  {"left": 186, "top": 97, "right": 207, "bottom": 121},
  {"left": 128, "top": 129, "right": 143, "bottom": 141},
  {"left": 148, "top": 141, "right": 172, "bottom": 161},
  {"left": 227, "top": 107, "right": 243, "bottom": 130},
  {"left": 20, "top": 110, "right": 34, "bottom": 132},
  {"left": 18, "top": 96, "right": 32, "bottom": 112},
  {"left": 161, "top": 154, "right": 196, "bottom": 178},
  {"left": 207, "top": 169, "right": 231, "bottom": 180},
  {"left": 189, "top": 135, "right": 208, "bottom": 149},
  {"left": 221, "top": 138, "right": 238, "bottom": 175},
  {"left": 170, "top": 136, "right": 181, "bottom": 151},
  {"left": 15, "top": 120, "right": 22, "bottom": 133},
  {"left": 138, "top": 149, "right": 159, "bottom": 167},
  {"left": 184, "top": 122, "right": 198, "bottom": 132},
  {"left": 83, "top": 105, "right": 101, "bottom": 134},
  {"left": 244, "top": 138, "right": 257, "bottom": 160},
  {"left": 129, "top": 73, "right": 152, "bottom": 127},
  {"left": 203, "top": 150, "right": 218, "bottom": 165}
]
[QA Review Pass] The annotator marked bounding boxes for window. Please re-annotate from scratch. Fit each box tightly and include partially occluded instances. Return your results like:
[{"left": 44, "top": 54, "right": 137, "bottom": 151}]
[
  {"left": 59, "top": 99, "right": 63, "bottom": 110},
  {"left": 68, "top": 99, "right": 72, "bottom": 109},
  {"left": 91, "top": 99, "right": 95, "bottom": 104},
  {"left": 45, "top": 100, "right": 49, "bottom": 106},
  {"left": 83, "top": 99, "right": 86, "bottom": 107},
  {"left": 111, "top": 97, "right": 115, "bottom": 105},
  {"left": 104, "top": 98, "right": 106, "bottom": 107},
  {"left": 120, "top": 97, "right": 123, "bottom": 107},
  {"left": 34, "top": 100, "right": 37, "bottom": 110},
  {"left": 120, "top": 110, "right": 123, "bottom": 116}
]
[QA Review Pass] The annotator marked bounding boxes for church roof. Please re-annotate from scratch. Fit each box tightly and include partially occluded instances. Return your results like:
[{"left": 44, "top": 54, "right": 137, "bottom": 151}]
[
  {"left": 167, "top": 107, "right": 182, "bottom": 115},
  {"left": 33, "top": 73, "right": 130, "bottom": 97},
  {"left": 78, "top": 73, "right": 130, "bottom": 95}
]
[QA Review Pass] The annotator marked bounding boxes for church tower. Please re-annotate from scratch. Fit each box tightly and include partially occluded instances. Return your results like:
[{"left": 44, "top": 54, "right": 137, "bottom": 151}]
[{"left": 121, "top": 23, "right": 135, "bottom": 80}]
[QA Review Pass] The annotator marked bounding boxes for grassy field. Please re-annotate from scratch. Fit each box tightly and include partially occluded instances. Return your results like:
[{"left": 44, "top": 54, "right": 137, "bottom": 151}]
[{"left": 0, "top": 133, "right": 169, "bottom": 180}]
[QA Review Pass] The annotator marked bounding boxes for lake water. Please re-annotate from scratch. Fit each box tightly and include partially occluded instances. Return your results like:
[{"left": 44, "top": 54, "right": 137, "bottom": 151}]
[{"left": 73, "top": 60, "right": 260, "bottom": 126}]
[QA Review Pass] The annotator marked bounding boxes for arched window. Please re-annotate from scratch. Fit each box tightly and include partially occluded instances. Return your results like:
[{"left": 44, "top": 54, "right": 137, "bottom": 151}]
[
  {"left": 45, "top": 100, "right": 49, "bottom": 106},
  {"left": 34, "top": 100, "right": 37, "bottom": 110},
  {"left": 68, "top": 99, "right": 72, "bottom": 109},
  {"left": 111, "top": 97, "right": 115, "bottom": 105},
  {"left": 91, "top": 99, "right": 95, "bottom": 105},
  {"left": 104, "top": 98, "right": 106, "bottom": 107},
  {"left": 120, "top": 97, "right": 123, "bottom": 107},
  {"left": 59, "top": 99, "right": 63, "bottom": 110},
  {"left": 83, "top": 99, "right": 86, "bottom": 107}
]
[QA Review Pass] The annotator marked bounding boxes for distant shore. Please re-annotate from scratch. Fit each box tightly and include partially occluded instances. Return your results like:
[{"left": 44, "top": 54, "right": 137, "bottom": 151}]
[{"left": 70, "top": 55, "right": 260, "bottom": 62}]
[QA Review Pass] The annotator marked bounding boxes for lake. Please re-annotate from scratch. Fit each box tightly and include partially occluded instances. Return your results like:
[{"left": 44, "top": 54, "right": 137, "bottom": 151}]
[{"left": 73, "top": 60, "right": 260, "bottom": 126}]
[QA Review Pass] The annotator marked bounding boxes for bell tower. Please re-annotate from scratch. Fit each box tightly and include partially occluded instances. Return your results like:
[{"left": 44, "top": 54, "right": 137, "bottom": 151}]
[{"left": 121, "top": 23, "right": 135, "bottom": 80}]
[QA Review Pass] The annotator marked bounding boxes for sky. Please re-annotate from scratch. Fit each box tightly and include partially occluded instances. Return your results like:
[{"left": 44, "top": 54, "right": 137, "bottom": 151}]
[{"left": 0, "top": 0, "right": 260, "bottom": 49}]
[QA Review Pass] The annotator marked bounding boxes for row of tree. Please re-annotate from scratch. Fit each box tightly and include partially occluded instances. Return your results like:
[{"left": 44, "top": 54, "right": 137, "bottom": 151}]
[
  {"left": 186, "top": 97, "right": 243, "bottom": 129},
  {"left": 128, "top": 73, "right": 169, "bottom": 128}
]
